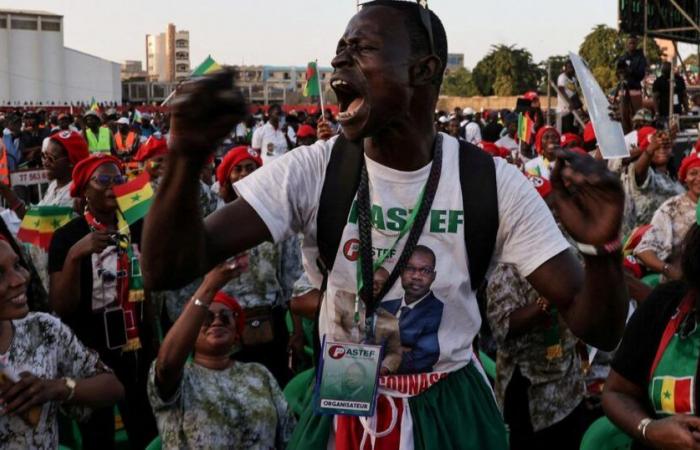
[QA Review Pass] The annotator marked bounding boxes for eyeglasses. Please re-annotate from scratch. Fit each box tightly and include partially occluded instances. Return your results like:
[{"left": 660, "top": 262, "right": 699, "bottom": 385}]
[
  {"left": 404, "top": 265, "right": 434, "bottom": 276},
  {"left": 41, "top": 153, "right": 67, "bottom": 165},
  {"left": 202, "top": 309, "right": 238, "bottom": 328},
  {"left": 90, "top": 174, "right": 127, "bottom": 188}
]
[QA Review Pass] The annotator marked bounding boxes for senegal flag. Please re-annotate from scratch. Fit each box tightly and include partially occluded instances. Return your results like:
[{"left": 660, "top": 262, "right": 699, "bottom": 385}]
[
  {"left": 17, "top": 206, "right": 74, "bottom": 250},
  {"left": 517, "top": 113, "right": 533, "bottom": 144},
  {"left": 191, "top": 55, "right": 221, "bottom": 77},
  {"left": 651, "top": 376, "right": 694, "bottom": 415},
  {"left": 113, "top": 171, "right": 154, "bottom": 225},
  {"left": 303, "top": 61, "right": 320, "bottom": 97}
]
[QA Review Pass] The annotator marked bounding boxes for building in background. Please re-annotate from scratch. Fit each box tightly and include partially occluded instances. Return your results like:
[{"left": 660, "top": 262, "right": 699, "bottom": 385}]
[
  {"left": 121, "top": 60, "right": 147, "bottom": 80},
  {"left": 146, "top": 23, "right": 190, "bottom": 82},
  {"left": 446, "top": 53, "right": 465, "bottom": 72},
  {"left": 0, "top": 8, "right": 121, "bottom": 105}
]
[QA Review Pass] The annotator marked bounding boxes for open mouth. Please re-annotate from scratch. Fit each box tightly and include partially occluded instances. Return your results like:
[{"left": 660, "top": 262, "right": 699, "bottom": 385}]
[{"left": 331, "top": 78, "right": 366, "bottom": 123}]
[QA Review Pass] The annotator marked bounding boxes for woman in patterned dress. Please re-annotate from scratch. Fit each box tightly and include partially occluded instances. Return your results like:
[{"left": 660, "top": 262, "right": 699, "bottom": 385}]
[
  {"left": 148, "top": 261, "right": 296, "bottom": 449},
  {"left": 0, "top": 235, "right": 123, "bottom": 449}
]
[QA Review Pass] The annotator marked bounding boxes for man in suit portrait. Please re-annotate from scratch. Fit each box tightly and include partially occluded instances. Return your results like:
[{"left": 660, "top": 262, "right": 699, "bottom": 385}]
[{"left": 382, "top": 245, "right": 444, "bottom": 374}]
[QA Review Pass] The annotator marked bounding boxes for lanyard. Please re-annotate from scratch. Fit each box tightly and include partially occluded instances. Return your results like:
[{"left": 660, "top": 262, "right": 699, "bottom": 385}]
[{"left": 355, "top": 134, "right": 443, "bottom": 340}]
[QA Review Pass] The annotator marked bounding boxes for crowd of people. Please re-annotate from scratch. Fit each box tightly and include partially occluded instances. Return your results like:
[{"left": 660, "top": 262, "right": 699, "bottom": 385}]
[{"left": 0, "top": 2, "right": 700, "bottom": 450}]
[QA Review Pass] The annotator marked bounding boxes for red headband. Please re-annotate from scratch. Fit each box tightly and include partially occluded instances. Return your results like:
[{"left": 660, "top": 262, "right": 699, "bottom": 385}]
[
  {"left": 134, "top": 135, "right": 168, "bottom": 162},
  {"left": 212, "top": 291, "right": 246, "bottom": 338},
  {"left": 70, "top": 154, "right": 123, "bottom": 198},
  {"left": 216, "top": 146, "right": 262, "bottom": 187},
  {"left": 679, "top": 152, "right": 700, "bottom": 184},
  {"left": 49, "top": 130, "right": 90, "bottom": 165},
  {"left": 535, "top": 126, "right": 560, "bottom": 155}
]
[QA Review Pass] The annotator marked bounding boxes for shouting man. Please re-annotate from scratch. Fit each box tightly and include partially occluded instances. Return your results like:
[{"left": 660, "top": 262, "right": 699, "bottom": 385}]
[{"left": 143, "top": 2, "right": 628, "bottom": 448}]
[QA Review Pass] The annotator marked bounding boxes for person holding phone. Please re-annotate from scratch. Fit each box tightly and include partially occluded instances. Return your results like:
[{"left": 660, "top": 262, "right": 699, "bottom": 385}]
[
  {"left": 0, "top": 233, "right": 124, "bottom": 449},
  {"left": 148, "top": 262, "right": 295, "bottom": 449},
  {"left": 48, "top": 154, "right": 157, "bottom": 449}
]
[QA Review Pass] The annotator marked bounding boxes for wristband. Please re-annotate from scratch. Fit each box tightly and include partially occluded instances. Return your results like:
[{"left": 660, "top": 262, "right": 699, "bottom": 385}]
[
  {"left": 575, "top": 238, "right": 622, "bottom": 256},
  {"left": 536, "top": 297, "right": 550, "bottom": 313},
  {"left": 637, "top": 417, "right": 653, "bottom": 440}
]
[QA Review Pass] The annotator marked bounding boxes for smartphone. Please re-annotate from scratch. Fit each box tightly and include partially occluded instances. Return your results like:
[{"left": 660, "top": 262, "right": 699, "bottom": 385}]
[{"left": 104, "top": 307, "right": 127, "bottom": 350}]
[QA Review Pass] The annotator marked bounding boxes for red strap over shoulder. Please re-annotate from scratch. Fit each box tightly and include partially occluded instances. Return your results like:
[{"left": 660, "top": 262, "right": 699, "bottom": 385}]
[{"left": 649, "top": 293, "right": 696, "bottom": 380}]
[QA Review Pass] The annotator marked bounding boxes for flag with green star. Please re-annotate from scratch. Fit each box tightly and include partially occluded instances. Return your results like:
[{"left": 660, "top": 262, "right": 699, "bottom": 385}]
[
  {"left": 113, "top": 171, "right": 155, "bottom": 225},
  {"left": 17, "top": 206, "right": 74, "bottom": 250},
  {"left": 651, "top": 376, "right": 693, "bottom": 414}
]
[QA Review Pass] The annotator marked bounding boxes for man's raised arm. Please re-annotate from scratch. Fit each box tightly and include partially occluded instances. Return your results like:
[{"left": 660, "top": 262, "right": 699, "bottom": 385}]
[{"left": 142, "top": 71, "right": 265, "bottom": 290}]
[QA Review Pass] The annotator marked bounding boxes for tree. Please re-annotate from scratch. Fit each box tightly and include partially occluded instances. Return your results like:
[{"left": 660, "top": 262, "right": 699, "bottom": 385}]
[
  {"left": 441, "top": 67, "right": 478, "bottom": 97},
  {"left": 471, "top": 44, "right": 542, "bottom": 96},
  {"left": 579, "top": 24, "right": 664, "bottom": 90}
]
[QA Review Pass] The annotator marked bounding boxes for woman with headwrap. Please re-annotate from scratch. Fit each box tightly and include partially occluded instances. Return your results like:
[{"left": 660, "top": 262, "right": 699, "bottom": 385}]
[
  {"left": 621, "top": 126, "right": 685, "bottom": 236},
  {"left": 0, "top": 130, "right": 89, "bottom": 221},
  {"left": 635, "top": 152, "right": 700, "bottom": 281},
  {"left": 148, "top": 264, "right": 295, "bottom": 449},
  {"left": 206, "top": 145, "right": 302, "bottom": 385},
  {"left": 525, "top": 126, "right": 561, "bottom": 180},
  {"left": 48, "top": 154, "right": 157, "bottom": 449}
]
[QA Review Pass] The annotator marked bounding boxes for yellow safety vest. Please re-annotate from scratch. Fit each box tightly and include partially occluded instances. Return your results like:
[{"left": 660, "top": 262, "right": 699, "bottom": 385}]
[{"left": 86, "top": 128, "right": 112, "bottom": 154}]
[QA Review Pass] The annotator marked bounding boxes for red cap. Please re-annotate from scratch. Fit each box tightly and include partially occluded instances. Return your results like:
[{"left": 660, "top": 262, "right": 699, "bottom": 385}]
[
  {"left": 523, "top": 91, "right": 539, "bottom": 101},
  {"left": 216, "top": 146, "right": 263, "bottom": 187},
  {"left": 583, "top": 122, "right": 596, "bottom": 144},
  {"left": 70, "top": 154, "right": 123, "bottom": 197},
  {"left": 49, "top": 130, "right": 89, "bottom": 165},
  {"left": 637, "top": 126, "right": 657, "bottom": 152},
  {"left": 296, "top": 124, "right": 316, "bottom": 139},
  {"left": 678, "top": 151, "right": 700, "bottom": 183},
  {"left": 134, "top": 135, "right": 168, "bottom": 162},
  {"left": 560, "top": 132, "right": 582, "bottom": 148}
]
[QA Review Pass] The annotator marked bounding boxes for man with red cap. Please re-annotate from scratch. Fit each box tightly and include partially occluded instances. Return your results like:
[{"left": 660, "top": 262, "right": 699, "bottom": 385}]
[{"left": 134, "top": 134, "right": 169, "bottom": 181}]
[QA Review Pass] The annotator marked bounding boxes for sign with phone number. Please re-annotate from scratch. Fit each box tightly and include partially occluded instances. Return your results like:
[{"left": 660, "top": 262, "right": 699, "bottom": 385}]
[{"left": 10, "top": 169, "right": 49, "bottom": 187}]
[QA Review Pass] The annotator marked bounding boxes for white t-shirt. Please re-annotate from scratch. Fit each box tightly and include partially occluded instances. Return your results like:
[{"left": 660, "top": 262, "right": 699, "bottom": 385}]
[
  {"left": 251, "top": 122, "right": 288, "bottom": 164},
  {"left": 495, "top": 134, "right": 519, "bottom": 153},
  {"left": 557, "top": 73, "right": 577, "bottom": 113},
  {"left": 463, "top": 122, "right": 482, "bottom": 145},
  {"left": 235, "top": 133, "right": 569, "bottom": 375}
]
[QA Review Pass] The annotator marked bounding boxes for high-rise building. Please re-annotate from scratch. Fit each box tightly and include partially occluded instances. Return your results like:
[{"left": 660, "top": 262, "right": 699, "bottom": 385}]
[{"left": 146, "top": 23, "right": 190, "bottom": 82}]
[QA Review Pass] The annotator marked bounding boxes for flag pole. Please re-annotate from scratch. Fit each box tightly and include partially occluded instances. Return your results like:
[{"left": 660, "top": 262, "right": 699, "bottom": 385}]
[{"left": 316, "top": 60, "right": 325, "bottom": 115}]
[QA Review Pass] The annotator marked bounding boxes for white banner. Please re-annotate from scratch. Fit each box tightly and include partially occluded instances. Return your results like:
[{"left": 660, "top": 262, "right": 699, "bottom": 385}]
[
  {"left": 569, "top": 52, "right": 629, "bottom": 160},
  {"left": 10, "top": 169, "right": 49, "bottom": 187}
]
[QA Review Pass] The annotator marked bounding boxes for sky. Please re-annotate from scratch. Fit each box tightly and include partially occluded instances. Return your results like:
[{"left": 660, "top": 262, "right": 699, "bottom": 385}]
[{"left": 4, "top": 0, "right": 631, "bottom": 70}]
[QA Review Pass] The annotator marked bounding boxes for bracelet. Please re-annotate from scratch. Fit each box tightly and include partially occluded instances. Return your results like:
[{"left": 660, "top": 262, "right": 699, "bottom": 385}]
[
  {"left": 575, "top": 238, "right": 622, "bottom": 256},
  {"left": 637, "top": 417, "right": 653, "bottom": 440},
  {"left": 662, "top": 263, "right": 671, "bottom": 275},
  {"left": 191, "top": 297, "right": 209, "bottom": 309}
]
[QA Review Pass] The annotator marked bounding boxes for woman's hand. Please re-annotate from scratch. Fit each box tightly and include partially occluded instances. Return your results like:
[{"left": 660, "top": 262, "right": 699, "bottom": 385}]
[
  {"left": 645, "top": 415, "right": 700, "bottom": 450},
  {"left": 201, "top": 253, "right": 250, "bottom": 293},
  {"left": 0, "top": 372, "right": 67, "bottom": 416},
  {"left": 72, "top": 231, "right": 112, "bottom": 258}
]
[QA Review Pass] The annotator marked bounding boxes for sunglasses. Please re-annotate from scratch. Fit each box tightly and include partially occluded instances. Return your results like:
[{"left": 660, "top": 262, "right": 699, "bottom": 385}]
[
  {"left": 202, "top": 309, "right": 238, "bottom": 328},
  {"left": 91, "top": 174, "right": 127, "bottom": 188}
]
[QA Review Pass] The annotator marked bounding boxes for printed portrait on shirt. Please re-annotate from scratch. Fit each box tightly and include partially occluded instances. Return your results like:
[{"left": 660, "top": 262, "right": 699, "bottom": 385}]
[{"left": 381, "top": 245, "right": 444, "bottom": 374}]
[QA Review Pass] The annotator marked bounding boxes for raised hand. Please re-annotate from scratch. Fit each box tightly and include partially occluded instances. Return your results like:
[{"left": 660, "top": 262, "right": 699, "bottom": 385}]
[
  {"left": 169, "top": 70, "right": 247, "bottom": 161},
  {"left": 550, "top": 149, "right": 624, "bottom": 246}
]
